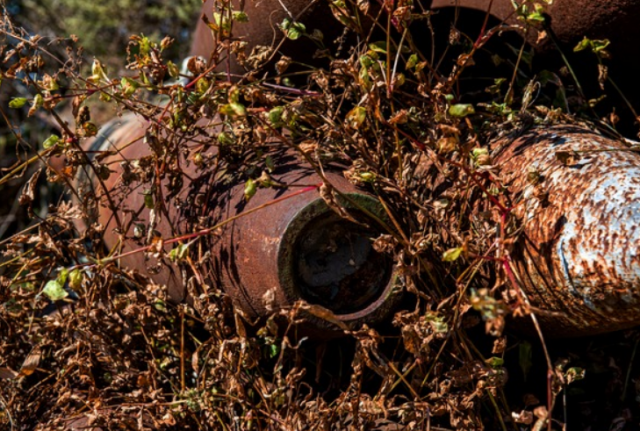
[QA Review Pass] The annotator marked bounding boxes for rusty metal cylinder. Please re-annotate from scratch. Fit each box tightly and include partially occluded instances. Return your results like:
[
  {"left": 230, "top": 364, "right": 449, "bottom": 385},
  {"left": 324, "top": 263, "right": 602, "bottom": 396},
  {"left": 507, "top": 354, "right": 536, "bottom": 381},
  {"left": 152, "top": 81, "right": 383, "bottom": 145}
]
[
  {"left": 193, "top": 0, "right": 640, "bottom": 62},
  {"left": 78, "top": 116, "right": 401, "bottom": 331},
  {"left": 494, "top": 125, "right": 640, "bottom": 336},
  {"left": 432, "top": 0, "right": 640, "bottom": 52},
  {"left": 432, "top": 0, "right": 640, "bottom": 109},
  {"left": 200, "top": 168, "right": 400, "bottom": 326},
  {"left": 190, "top": 0, "right": 353, "bottom": 75}
]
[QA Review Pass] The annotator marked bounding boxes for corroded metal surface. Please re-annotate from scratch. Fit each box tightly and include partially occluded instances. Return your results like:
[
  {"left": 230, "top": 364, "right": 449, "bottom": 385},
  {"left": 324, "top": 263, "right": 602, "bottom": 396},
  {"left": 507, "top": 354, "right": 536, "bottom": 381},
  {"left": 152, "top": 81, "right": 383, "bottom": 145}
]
[
  {"left": 494, "top": 125, "right": 640, "bottom": 336},
  {"left": 431, "top": 0, "right": 640, "bottom": 49},
  {"left": 431, "top": 0, "right": 515, "bottom": 22},
  {"left": 431, "top": 0, "right": 640, "bottom": 98},
  {"left": 192, "top": 0, "right": 640, "bottom": 60},
  {"left": 190, "top": 0, "right": 347, "bottom": 75},
  {"left": 80, "top": 117, "right": 401, "bottom": 331},
  {"left": 191, "top": 0, "right": 640, "bottom": 110},
  {"left": 188, "top": 151, "right": 400, "bottom": 328}
]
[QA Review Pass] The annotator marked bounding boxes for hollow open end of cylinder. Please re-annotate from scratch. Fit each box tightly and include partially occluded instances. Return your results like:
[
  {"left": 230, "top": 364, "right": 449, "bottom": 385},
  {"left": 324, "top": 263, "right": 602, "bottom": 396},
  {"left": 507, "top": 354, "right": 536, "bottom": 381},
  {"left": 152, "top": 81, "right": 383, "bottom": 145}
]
[
  {"left": 294, "top": 211, "right": 393, "bottom": 315},
  {"left": 278, "top": 193, "right": 399, "bottom": 326}
]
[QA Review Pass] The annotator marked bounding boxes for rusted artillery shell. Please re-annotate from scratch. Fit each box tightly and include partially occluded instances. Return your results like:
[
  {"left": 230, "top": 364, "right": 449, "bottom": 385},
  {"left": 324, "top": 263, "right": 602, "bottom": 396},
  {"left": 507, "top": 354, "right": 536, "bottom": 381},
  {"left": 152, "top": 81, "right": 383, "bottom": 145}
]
[
  {"left": 431, "top": 1, "right": 640, "bottom": 105},
  {"left": 200, "top": 169, "right": 399, "bottom": 326},
  {"left": 190, "top": 0, "right": 351, "bottom": 75},
  {"left": 431, "top": 0, "right": 515, "bottom": 22},
  {"left": 79, "top": 117, "right": 401, "bottom": 331},
  {"left": 494, "top": 125, "right": 640, "bottom": 336},
  {"left": 432, "top": 0, "right": 640, "bottom": 52},
  {"left": 193, "top": 0, "right": 640, "bottom": 66}
]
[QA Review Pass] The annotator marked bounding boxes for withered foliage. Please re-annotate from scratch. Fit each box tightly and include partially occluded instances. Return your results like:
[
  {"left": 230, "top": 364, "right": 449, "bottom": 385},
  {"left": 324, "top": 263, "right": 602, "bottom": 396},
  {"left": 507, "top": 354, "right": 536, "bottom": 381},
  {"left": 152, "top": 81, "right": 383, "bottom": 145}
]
[{"left": 0, "top": 1, "right": 637, "bottom": 430}]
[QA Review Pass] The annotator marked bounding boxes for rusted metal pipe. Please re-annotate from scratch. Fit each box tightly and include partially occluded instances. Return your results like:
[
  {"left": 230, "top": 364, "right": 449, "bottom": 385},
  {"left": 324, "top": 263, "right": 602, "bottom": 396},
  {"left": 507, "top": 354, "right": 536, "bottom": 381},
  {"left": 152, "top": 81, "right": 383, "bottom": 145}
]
[
  {"left": 192, "top": 0, "right": 640, "bottom": 62},
  {"left": 76, "top": 116, "right": 401, "bottom": 332},
  {"left": 191, "top": 0, "right": 640, "bottom": 121},
  {"left": 431, "top": 0, "right": 640, "bottom": 118},
  {"left": 190, "top": 0, "right": 351, "bottom": 75},
  {"left": 494, "top": 125, "right": 640, "bottom": 336},
  {"left": 432, "top": 0, "right": 640, "bottom": 50}
]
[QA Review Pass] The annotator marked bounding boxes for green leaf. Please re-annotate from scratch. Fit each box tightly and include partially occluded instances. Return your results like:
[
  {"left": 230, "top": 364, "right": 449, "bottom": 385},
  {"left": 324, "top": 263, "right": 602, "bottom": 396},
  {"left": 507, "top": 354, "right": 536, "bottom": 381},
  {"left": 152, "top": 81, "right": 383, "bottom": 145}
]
[
  {"left": 359, "top": 172, "right": 375, "bottom": 183},
  {"left": 143, "top": 191, "right": 154, "bottom": 209},
  {"left": 69, "top": 269, "right": 82, "bottom": 290},
  {"left": 169, "top": 243, "right": 189, "bottom": 262},
  {"left": 268, "top": 106, "right": 285, "bottom": 128},
  {"left": 139, "top": 36, "right": 151, "bottom": 56},
  {"left": 219, "top": 102, "right": 246, "bottom": 117},
  {"left": 82, "top": 122, "right": 98, "bottom": 137},
  {"left": 167, "top": 61, "right": 180, "bottom": 78},
  {"left": 33, "top": 94, "right": 44, "bottom": 109},
  {"left": 442, "top": 247, "right": 463, "bottom": 262},
  {"left": 211, "top": 12, "right": 232, "bottom": 32},
  {"left": 486, "top": 357, "right": 504, "bottom": 368},
  {"left": 265, "top": 155, "right": 275, "bottom": 172},
  {"left": 268, "top": 343, "right": 280, "bottom": 359},
  {"left": 429, "top": 317, "right": 448, "bottom": 334},
  {"left": 573, "top": 37, "right": 591, "bottom": 52},
  {"left": 91, "top": 59, "right": 109, "bottom": 82},
  {"left": 346, "top": 106, "right": 367, "bottom": 129},
  {"left": 9, "top": 98, "right": 28, "bottom": 109},
  {"left": 42, "top": 135, "right": 61, "bottom": 149},
  {"left": 280, "top": 17, "right": 292, "bottom": 30},
  {"left": 42, "top": 279, "right": 68, "bottom": 301},
  {"left": 406, "top": 53, "right": 418, "bottom": 70},
  {"left": 281, "top": 19, "right": 306, "bottom": 40},
  {"left": 121, "top": 77, "right": 139, "bottom": 97},
  {"left": 233, "top": 11, "right": 249, "bottom": 22},
  {"left": 217, "top": 132, "right": 235, "bottom": 146},
  {"left": 574, "top": 37, "right": 610, "bottom": 55},
  {"left": 525, "top": 10, "right": 545, "bottom": 24},
  {"left": 519, "top": 341, "right": 533, "bottom": 381},
  {"left": 244, "top": 179, "right": 257, "bottom": 201},
  {"left": 448, "top": 103, "right": 475, "bottom": 117},
  {"left": 471, "top": 147, "right": 491, "bottom": 166},
  {"left": 368, "top": 41, "right": 387, "bottom": 54},
  {"left": 359, "top": 54, "right": 375, "bottom": 69},
  {"left": 565, "top": 367, "right": 586, "bottom": 384},
  {"left": 591, "top": 39, "right": 610, "bottom": 54}
]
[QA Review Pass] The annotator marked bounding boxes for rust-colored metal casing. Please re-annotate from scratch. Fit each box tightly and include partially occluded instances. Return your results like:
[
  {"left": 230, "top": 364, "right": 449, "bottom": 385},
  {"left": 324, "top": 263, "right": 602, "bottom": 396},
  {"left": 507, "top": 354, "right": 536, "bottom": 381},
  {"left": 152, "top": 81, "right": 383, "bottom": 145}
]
[
  {"left": 190, "top": 0, "right": 350, "bottom": 75},
  {"left": 80, "top": 116, "right": 401, "bottom": 331},
  {"left": 432, "top": 1, "right": 640, "bottom": 103},
  {"left": 199, "top": 160, "right": 399, "bottom": 326},
  {"left": 193, "top": 0, "right": 640, "bottom": 63},
  {"left": 432, "top": 0, "right": 640, "bottom": 52},
  {"left": 494, "top": 126, "right": 640, "bottom": 336}
]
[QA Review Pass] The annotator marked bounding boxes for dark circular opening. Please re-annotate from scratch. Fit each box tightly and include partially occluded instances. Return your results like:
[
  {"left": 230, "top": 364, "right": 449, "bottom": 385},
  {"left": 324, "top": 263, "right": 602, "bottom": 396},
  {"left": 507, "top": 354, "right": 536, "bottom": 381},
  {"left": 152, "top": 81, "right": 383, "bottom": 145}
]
[{"left": 293, "top": 212, "right": 393, "bottom": 315}]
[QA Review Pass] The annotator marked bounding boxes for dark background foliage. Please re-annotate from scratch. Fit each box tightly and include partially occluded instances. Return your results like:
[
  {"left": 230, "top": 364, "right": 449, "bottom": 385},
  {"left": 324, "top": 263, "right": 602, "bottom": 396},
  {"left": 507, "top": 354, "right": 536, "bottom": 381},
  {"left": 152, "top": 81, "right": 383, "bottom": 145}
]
[
  {"left": 5, "top": 0, "right": 200, "bottom": 66},
  {"left": 0, "top": 0, "right": 201, "bottom": 240}
]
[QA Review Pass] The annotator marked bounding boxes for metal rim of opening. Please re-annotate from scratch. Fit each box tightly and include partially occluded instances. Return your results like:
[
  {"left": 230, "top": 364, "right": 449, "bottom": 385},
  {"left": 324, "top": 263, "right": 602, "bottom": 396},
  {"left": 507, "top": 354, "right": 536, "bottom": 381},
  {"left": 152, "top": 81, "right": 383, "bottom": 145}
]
[{"left": 277, "top": 192, "right": 400, "bottom": 325}]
